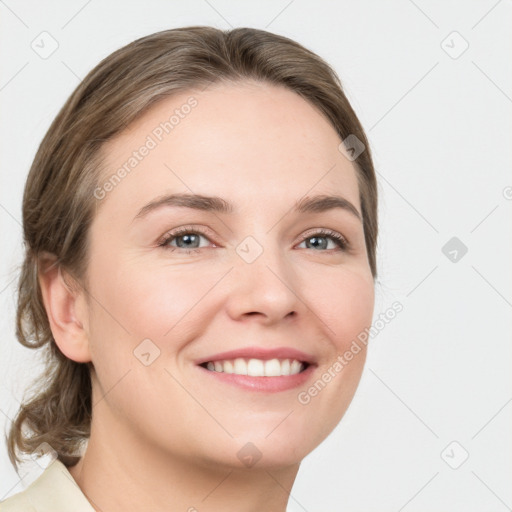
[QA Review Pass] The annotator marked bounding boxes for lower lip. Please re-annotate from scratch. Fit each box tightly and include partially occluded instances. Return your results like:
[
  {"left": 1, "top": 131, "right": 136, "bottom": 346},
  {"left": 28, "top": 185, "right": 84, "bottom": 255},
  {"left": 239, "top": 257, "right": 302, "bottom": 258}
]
[{"left": 196, "top": 364, "right": 316, "bottom": 392}]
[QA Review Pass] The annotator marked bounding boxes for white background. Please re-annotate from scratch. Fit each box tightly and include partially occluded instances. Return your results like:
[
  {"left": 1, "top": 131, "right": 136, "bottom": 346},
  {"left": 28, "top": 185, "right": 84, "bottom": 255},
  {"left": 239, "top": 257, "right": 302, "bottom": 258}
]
[{"left": 1, "top": 1, "right": 511, "bottom": 510}]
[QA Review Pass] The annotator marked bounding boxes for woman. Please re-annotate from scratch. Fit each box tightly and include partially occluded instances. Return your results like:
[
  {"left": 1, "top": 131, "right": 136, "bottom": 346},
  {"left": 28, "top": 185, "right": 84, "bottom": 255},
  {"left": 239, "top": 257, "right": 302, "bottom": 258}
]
[{"left": 2, "top": 25, "right": 378, "bottom": 511}]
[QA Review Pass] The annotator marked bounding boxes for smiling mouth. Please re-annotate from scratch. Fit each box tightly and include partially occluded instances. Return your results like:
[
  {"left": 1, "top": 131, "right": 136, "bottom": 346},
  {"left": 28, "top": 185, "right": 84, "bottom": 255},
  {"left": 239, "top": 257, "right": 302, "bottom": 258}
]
[{"left": 199, "top": 357, "right": 310, "bottom": 377}]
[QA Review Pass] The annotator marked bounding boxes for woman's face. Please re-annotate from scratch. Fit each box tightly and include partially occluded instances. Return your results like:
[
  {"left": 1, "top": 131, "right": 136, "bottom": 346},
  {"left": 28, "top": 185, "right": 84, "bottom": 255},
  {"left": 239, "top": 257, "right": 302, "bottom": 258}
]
[{"left": 82, "top": 81, "right": 374, "bottom": 469}]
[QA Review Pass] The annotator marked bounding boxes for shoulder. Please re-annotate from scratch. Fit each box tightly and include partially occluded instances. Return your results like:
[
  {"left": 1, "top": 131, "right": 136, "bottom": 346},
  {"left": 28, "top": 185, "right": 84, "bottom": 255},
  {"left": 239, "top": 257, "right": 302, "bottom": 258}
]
[{"left": 0, "top": 460, "right": 95, "bottom": 512}]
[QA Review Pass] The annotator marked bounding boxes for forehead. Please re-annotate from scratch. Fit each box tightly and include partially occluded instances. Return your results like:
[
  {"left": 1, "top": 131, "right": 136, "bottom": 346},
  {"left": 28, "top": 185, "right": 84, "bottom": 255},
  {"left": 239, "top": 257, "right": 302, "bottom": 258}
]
[{"left": 95, "top": 81, "right": 361, "bottom": 220}]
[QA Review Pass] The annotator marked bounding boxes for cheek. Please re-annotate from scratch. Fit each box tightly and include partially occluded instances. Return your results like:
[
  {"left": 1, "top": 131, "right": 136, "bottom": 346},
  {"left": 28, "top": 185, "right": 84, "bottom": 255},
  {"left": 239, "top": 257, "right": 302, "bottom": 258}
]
[
  {"left": 305, "top": 267, "right": 375, "bottom": 349},
  {"left": 91, "top": 257, "right": 200, "bottom": 339},
  {"left": 85, "top": 258, "right": 221, "bottom": 387}
]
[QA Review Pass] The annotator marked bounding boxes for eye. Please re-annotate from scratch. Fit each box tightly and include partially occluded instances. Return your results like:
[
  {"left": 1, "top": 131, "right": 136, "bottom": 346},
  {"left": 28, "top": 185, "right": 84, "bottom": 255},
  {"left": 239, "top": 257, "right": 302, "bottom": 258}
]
[
  {"left": 158, "top": 226, "right": 214, "bottom": 254},
  {"left": 297, "top": 229, "right": 349, "bottom": 252},
  {"left": 158, "top": 226, "right": 349, "bottom": 255}
]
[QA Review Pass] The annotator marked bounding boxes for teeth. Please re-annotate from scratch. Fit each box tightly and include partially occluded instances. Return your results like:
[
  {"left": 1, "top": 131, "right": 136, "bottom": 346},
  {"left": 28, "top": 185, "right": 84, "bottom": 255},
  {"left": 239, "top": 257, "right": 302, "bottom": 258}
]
[
  {"left": 204, "top": 358, "right": 305, "bottom": 377},
  {"left": 264, "top": 358, "right": 281, "bottom": 376},
  {"left": 247, "top": 358, "right": 264, "bottom": 376},
  {"left": 290, "top": 360, "right": 302, "bottom": 374},
  {"left": 234, "top": 358, "right": 247, "bottom": 375}
]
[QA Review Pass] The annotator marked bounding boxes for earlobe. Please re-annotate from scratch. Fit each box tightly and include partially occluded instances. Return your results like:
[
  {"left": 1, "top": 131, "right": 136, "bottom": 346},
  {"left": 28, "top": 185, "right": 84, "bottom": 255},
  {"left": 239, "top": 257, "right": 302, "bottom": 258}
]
[{"left": 38, "top": 254, "right": 91, "bottom": 363}]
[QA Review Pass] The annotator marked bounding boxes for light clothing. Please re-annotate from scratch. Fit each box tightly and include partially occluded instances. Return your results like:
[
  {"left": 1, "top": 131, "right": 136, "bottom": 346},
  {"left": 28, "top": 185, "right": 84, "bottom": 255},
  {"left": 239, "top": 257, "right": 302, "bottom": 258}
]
[
  {"left": 1, "top": 460, "right": 297, "bottom": 511},
  {"left": 0, "top": 459, "right": 95, "bottom": 512}
]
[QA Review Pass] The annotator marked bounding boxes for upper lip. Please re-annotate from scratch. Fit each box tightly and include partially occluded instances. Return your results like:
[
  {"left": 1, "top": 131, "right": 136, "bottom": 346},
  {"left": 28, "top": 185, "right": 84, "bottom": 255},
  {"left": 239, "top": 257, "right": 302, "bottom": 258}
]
[{"left": 195, "top": 347, "right": 316, "bottom": 366}]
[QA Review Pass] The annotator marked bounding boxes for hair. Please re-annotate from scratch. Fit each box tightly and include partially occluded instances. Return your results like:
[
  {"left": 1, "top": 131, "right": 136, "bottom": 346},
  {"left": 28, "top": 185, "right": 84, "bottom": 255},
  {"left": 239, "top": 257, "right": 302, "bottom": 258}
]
[{"left": 6, "top": 25, "right": 378, "bottom": 471}]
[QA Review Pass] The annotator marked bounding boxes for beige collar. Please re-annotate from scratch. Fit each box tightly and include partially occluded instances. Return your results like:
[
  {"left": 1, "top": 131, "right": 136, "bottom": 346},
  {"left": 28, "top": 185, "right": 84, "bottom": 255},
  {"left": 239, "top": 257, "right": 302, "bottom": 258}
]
[{"left": 1, "top": 459, "right": 96, "bottom": 512}]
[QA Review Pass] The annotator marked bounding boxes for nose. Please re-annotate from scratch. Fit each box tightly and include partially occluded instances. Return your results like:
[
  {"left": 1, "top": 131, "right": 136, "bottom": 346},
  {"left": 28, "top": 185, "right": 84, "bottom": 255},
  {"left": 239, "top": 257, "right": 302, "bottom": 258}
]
[{"left": 224, "top": 238, "right": 303, "bottom": 325}]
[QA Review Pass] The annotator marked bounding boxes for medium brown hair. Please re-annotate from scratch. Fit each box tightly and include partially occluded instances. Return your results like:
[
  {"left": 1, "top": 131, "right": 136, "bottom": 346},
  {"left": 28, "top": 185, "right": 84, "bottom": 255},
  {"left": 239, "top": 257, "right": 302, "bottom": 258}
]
[{"left": 6, "top": 25, "right": 378, "bottom": 471}]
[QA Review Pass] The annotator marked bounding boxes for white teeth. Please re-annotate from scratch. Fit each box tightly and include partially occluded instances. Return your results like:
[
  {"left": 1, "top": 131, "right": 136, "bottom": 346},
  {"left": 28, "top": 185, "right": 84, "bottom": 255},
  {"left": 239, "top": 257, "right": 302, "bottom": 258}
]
[
  {"left": 233, "top": 358, "right": 248, "bottom": 375},
  {"left": 204, "top": 357, "right": 305, "bottom": 376},
  {"left": 247, "top": 358, "right": 264, "bottom": 376},
  {"left": 264, "top": 358, "right": 281, "bottom": 377},
  {"left": 290, "top": 360, "right": 302, "bottom": 374},
  {"left": 223, "top": 360, "right": 234, "bottom": 374}
]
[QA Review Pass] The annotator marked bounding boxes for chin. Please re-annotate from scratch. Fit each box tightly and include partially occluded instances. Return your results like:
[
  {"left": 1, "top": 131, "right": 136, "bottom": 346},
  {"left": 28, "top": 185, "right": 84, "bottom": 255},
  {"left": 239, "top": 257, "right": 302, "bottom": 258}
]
[{"left": 186, "top": 431, "right": 313, "bottom": 472}]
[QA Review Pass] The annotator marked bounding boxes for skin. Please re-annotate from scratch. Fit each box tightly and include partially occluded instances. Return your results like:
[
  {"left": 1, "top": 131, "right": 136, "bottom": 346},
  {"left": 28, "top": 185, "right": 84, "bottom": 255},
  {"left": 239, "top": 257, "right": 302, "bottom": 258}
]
[{"left": 39, "top": 80, "right": 375, "bottom": 512}]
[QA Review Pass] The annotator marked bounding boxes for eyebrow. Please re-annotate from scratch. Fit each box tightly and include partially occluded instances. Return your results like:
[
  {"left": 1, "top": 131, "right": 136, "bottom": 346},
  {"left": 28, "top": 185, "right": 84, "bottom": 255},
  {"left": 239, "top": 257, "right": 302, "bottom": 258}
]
[{"left": 132, "top": 193, "right": 361, "bottom": 222}]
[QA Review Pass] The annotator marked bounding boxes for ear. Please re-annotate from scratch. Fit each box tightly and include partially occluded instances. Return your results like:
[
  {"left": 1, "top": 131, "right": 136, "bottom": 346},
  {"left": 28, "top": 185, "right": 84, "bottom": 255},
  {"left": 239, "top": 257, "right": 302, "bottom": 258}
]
[{"left": 37, "top": 253, "right": 91, "bottom": 363}]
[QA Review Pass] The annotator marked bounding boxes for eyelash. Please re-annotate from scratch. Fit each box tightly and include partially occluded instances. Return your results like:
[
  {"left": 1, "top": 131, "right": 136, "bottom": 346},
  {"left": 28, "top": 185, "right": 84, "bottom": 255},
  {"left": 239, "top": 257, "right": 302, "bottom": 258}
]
[{"left": 157, "top": 226, "right": 349, "bottom": 254}]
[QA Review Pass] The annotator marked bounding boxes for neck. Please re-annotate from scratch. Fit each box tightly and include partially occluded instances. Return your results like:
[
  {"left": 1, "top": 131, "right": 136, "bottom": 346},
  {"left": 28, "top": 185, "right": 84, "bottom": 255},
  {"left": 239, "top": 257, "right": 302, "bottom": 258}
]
[{"left": 68, "top": 408, "right": 300, "bottom": 512}]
